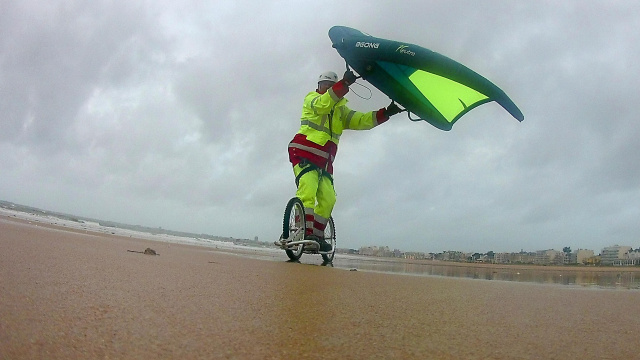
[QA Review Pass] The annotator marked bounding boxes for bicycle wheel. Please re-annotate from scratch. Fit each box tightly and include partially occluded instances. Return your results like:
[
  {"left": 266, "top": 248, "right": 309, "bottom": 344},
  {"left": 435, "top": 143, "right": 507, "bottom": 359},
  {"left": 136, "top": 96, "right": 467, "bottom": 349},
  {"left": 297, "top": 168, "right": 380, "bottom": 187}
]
[
  {"left": 283, "top": 197, "right": 305, "bottom": 261},
  {"left": 321, "top": 216, "right": 336, "bottom": 263}
]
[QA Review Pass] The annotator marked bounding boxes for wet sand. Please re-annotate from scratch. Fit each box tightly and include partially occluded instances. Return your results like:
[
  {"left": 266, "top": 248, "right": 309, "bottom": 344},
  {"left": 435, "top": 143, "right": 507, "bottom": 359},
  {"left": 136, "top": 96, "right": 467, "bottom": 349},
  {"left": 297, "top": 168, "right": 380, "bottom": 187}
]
[{"left": 1, "top": 215, "right": 639, "bottom": 359}]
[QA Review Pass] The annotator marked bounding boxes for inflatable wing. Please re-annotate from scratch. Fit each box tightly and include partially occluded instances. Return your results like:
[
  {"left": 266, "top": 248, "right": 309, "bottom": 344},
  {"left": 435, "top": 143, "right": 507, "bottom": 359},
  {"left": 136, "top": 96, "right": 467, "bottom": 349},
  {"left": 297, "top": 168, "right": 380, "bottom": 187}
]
[{"left": 329, "top": 26, "right": 524, "bottom": 131}]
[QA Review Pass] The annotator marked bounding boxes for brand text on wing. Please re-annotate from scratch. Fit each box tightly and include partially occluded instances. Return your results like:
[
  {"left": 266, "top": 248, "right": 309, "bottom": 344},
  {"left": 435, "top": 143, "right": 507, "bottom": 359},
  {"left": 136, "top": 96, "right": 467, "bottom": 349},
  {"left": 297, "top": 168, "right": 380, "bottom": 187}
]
[
  {"left": 396, "top": 45, "right": 415, "bottom": 56},
  {"left": 355, "top": 42, "right": 380, "bottom": 49}
]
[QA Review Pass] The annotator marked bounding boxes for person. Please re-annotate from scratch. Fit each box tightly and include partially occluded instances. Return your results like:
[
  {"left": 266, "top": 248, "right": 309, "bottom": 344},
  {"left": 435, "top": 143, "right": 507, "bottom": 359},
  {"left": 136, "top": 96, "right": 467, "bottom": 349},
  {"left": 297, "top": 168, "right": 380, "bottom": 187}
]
[{"left": 287, "top": 70, "right": 402, "bottom": 251}]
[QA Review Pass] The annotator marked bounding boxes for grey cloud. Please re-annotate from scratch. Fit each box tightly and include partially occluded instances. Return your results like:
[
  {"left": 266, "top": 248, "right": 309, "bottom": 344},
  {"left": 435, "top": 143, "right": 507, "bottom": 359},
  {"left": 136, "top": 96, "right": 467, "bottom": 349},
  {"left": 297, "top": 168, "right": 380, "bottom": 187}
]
[{"left": 1, "top": 0, "right": 639, "bottom": 253}]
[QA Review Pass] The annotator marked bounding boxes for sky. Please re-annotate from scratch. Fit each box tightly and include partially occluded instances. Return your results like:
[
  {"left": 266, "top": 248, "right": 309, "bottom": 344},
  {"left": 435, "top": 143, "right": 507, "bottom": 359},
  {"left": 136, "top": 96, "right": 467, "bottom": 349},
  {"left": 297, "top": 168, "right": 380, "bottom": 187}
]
[{"left": 1, "top": 0, "right": 639, "bottom": 253}]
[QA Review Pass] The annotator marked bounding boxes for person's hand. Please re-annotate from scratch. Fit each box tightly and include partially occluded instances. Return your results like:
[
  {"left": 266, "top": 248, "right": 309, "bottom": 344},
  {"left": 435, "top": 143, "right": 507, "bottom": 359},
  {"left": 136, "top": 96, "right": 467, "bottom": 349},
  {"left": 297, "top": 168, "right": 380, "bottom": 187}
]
[
  {"left": 342, "top": 70, "right": 357, "bottom": 86},
  {"left": 384, "top": 102, "right": 402, "bottom": 118}
]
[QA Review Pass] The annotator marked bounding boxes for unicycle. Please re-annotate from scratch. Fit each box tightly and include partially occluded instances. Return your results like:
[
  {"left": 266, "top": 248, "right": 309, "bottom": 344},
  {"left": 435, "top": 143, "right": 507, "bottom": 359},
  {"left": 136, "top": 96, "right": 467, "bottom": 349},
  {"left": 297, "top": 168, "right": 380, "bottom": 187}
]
[{"left": 274, "top": 197, "right": 336, "bottom": 263}]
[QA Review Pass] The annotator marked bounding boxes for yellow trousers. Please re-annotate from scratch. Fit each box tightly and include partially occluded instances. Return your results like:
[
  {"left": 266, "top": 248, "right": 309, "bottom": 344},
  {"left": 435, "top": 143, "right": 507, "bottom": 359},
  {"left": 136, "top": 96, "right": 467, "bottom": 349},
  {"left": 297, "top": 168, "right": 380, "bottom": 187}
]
[{"left": 293, "top": 163, "right": 335, "bottom": 237}]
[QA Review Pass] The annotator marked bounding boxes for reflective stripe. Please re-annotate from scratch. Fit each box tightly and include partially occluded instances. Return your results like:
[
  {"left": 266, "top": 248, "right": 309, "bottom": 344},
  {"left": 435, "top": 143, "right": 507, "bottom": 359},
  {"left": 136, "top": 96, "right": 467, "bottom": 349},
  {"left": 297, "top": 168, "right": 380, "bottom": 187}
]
[
  {"left": 310, "top": 95, "right": 321, "bottom": 115},
  {"left": 305, "top": 208, "right": 315, "bottom": 229},
  {"left": 300, "top": 119, "right": 325, "bottom": 132},
  {"left": 372, "top": 111, "right": 380, "bottom": 126},
  {"left": 288, "top": 143, "right": 336, "bottom": 162},
  {"left": 343, "top": 110, "right": 356, "bottom": 129},
  {"left": 328, "top": 87, "right": 340, "bottom": 102},
  {"left": 313, "top": 214, "right": 328, "bottom": 237},
  {"left": 319, "top": 114, "right": 328, "bottom": 128},
  {"left": 314, "top": 214, "right": 329, "bottom": 226},
  {"left": 300, "top": 120, "right": 341, "bottom": 141}
]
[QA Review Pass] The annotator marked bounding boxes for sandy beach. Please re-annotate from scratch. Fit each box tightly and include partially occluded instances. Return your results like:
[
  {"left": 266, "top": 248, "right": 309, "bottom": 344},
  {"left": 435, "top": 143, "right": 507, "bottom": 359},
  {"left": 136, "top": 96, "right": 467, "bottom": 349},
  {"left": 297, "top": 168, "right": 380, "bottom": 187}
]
[{"left": 1, "top": 215, "right": 639, "bottom": 359}]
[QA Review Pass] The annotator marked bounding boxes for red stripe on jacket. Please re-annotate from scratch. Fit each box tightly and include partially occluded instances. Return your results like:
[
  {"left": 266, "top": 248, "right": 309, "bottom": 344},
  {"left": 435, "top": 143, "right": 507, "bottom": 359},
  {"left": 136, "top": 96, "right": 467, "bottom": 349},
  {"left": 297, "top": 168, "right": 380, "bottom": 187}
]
[{"left": 288, "top": 134, "right": 338, "bottom": 174}]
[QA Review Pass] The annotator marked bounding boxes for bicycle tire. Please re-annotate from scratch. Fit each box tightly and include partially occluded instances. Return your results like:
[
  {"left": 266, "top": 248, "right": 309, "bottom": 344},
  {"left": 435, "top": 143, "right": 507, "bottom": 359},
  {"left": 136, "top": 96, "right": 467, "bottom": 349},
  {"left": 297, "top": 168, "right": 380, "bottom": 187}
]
[
  {"left": 321, "top": 217, "right": 336, "bottom": 263},
  {"left": 283, "top": 197, "right": 305, "bottom": 261}
]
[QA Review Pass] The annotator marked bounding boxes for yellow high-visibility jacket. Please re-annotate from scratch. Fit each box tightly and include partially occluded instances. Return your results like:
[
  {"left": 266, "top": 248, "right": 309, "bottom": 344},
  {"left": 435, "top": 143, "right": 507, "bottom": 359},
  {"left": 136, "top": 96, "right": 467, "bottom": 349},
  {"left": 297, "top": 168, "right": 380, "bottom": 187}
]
[{"left": 288, "top": 81, "right": 388, "bottom": 173}]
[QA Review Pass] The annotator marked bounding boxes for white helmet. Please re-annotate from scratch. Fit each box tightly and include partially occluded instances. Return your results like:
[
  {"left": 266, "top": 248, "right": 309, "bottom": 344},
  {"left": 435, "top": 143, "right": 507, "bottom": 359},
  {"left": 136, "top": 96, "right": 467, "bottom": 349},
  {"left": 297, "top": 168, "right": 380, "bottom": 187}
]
[{"left": 318, "top": 71, "right": 338, "bottom": 83}]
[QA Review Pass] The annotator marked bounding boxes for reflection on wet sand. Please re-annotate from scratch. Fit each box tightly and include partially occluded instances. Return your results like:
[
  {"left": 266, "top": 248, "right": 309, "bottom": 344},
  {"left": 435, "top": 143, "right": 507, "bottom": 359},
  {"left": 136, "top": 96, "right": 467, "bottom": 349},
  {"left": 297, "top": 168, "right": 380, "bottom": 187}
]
[
  {"left": 229, "top": 249, "right": 640, "bottom": 289},
  {"left": 184, "top": 245, "right": 640, "bottom": 290},
  {"left": 332, "top": 257, "right": 640, "bottom": 289}
]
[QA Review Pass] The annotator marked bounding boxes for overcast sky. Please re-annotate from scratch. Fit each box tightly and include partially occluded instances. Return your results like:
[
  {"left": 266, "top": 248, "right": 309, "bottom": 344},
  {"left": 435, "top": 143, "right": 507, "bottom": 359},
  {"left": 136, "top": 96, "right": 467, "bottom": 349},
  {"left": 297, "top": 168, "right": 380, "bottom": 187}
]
[{"left": 2, "top": 1, "right": 639, "bottom": 253}]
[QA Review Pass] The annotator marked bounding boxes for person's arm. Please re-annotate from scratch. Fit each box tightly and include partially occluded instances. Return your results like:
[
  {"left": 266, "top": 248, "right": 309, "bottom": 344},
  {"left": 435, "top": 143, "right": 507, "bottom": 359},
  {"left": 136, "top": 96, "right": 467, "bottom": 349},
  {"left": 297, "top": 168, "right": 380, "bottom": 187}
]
[
  {"left": 327, "top": 70, "right": 356, "bottom": 100},
  {"left": 343, "top": 102, "right": 402, "bottom": 129}
]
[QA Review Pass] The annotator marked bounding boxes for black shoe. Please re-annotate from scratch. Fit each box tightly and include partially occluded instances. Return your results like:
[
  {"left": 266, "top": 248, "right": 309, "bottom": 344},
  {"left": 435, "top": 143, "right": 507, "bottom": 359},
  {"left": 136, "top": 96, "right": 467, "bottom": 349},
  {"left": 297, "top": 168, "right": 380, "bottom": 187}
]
[
  {"left": 305, "top": 235, "right": 332, "bottom": 252},
  {"left": 317, "top": 238, "right": 332, "bottom": 252}
]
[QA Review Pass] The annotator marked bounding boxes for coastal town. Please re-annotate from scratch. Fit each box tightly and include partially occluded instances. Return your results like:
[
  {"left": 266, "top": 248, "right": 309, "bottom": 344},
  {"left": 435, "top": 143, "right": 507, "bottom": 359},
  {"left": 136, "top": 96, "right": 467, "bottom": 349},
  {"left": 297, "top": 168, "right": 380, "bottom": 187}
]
[{"left": 340, "top": 245, "right": 640, "bottom": 267}]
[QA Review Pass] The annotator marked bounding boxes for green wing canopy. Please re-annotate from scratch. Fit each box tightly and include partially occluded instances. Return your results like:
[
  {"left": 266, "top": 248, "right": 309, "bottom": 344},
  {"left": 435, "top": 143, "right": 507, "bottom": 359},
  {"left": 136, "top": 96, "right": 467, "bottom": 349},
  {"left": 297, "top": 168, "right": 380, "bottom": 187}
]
[
  {"left": 329, "top": 26, "right": 524, "bottom": 131},
  {"left": 377, "top": 61, "right": 491, "bottom": 124}
]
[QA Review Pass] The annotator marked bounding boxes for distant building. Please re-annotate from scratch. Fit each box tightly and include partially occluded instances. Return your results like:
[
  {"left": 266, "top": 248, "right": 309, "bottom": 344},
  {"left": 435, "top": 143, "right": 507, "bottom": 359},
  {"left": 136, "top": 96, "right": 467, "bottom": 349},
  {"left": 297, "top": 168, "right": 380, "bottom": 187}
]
[
  {"left": 494, "top": 252, "right": 510, "bottom": 264},
  {"left": 359, "top": 246, "right": 377, "bottom": 256},
  {"left": 404, "top": 252, "right": 428, "bottom": 260},
  {"left": 569, "top": 249, "right": 594, "bottom": 265},
  {"left": 513, "top": 252, "right": 536, "bottom": 264},
  {"left": 580, "top": 255, "right": 599, "bottom": 266},
  {"left": 535, "top": 249, "right": 563, "bottom": 265},
  {"left": 438, "top": 251, "right": 467, "bottom": 262},
  {"left": 628, "top": 249, "right": 640, "bottom": 261},
  {"left": 601, "top": 245, "right": 632, "bottom": 265},
  {"left": 359, "top": 246, "right": 392, "bottom": 257},
  {"left": 493, "top": 252, "right": 536, "bottom": 264},
  {"left": 613, "top": 248, "right": 640, "bottom": 266}
]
